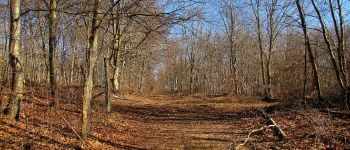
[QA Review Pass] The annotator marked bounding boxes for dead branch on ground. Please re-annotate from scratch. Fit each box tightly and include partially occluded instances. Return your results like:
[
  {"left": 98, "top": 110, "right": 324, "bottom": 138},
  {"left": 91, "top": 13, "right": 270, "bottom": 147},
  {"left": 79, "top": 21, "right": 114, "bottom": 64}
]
[{"left": 235, "top": 125, "right": 276, "bottom": 150}]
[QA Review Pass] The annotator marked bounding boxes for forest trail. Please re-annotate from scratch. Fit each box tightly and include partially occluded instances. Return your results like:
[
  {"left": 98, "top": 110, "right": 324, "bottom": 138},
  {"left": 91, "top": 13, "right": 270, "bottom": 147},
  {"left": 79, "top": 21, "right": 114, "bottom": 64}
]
[
  {"left": 109, "top": 94, "right": 273, "bottom": 149},
  {"left": 0, "top": 87, "right": 349, "bottom": 149},
  {"left": 2, "top": 0, "right": 350, "bottom": 149}
]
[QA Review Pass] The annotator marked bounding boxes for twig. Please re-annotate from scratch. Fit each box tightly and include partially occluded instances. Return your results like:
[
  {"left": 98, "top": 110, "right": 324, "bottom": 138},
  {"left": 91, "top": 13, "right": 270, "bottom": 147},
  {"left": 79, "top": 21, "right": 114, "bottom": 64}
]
[
  {"left": 52, "top": 108, "right": 83, "bottom": 141},
  {"left": 235, "top": 125, "right": 275, "bottom": 150}
]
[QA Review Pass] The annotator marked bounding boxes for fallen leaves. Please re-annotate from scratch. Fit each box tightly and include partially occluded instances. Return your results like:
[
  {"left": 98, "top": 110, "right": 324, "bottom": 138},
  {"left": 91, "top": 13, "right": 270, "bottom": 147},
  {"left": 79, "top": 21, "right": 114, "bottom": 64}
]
[{"left": 0, "top": 87, "right": 349, "bottom": 149}]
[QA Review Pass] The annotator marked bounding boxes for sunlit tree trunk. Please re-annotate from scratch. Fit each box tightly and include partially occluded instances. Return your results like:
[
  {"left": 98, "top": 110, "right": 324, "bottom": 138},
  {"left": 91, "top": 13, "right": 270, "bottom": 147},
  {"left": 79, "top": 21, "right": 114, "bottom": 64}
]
[
  {"left": 82, "top": 0, "right": 101, "bottom": 139},
  {"left": 110, "top": 0, "right": 122, "bottom": 96},
  {"left": 328, "top": 0, "right": 348, "bottom": 105},
  {"left": 311, "top": 0, "right": 346, "bottom": 103},
  {"left": 138, "top": 60, "right": 145, "bottom": 92},
  {"left": 329, "top": 0, "right": 347, "bottom": 86},
  {"left": 5, "top": 0, "right": 24, "bottom": 120},
  {"left": 112, "top": 60, "right": 121, "bottom": 95},
  {"left": 265, "top": 0, "right": 278, "bottom": 100},
  {"left": 336, "top": 0, "right": 346, "bottom": 87},
  {"left": 70, "top": 46, "right": 76, "bottom": 84},
  {"left": 104, "top": 57, "right": 110, "bottom": 112}
]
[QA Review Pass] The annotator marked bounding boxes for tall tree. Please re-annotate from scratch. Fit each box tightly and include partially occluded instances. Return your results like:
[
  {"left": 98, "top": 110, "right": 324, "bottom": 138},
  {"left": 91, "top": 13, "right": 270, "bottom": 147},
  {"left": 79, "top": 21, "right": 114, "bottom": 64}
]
[
  {"left": 329, "top": 0, "right": 348, "bottom": 105},
  {"left": 82, "top": 0, "right": 101, "bottom": 139},
  {"left": 221, "top": 1, "right": 239, "bottom": 95},
  {"left": 4, "top": 0, "right": 24, "bottom": 120},
  {"left": 250, "top": 0, "right": 268, "bottom": 98},
  {"left": 295, "top": 0, "right": 322, "bottom": 100},
  {"left": 49, "top": 0, "right": 58, "bottom": 109},
  {"left": 311, "top": 0, "right": 347, "bottom": 105},
  {"left": 111, "top": 0, "right": 122, "bottom": 97}
]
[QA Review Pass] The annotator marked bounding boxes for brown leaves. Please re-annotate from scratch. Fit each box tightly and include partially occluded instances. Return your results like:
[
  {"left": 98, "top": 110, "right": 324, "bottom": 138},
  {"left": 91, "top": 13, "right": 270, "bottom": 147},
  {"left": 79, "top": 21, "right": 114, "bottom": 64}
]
[{"left": 1, "top": 88, "right": 350, "bottom": 149}]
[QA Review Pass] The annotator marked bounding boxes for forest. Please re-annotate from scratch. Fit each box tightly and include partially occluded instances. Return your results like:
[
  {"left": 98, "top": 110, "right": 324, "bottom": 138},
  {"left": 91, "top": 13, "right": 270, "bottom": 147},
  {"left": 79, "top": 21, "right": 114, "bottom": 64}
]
[{"left": 0, "top": 0, "right": 350, "bottom": 149}]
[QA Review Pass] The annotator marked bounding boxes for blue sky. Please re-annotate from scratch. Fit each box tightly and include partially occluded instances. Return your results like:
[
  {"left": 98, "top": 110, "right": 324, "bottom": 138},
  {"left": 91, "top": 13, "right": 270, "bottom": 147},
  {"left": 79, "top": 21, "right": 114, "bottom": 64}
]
[
  {"left": 1, "top": 0, "right": 349, "bottom": 36},
  {"left": 165, "top": 0, "right": 350, "bottom": 39}
]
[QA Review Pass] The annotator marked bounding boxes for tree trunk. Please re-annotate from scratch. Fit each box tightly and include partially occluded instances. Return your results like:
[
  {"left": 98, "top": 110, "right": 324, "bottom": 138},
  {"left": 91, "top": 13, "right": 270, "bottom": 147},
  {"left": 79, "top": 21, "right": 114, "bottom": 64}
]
[
  {"left": 113, "top": 62, "right": 121, "bottom": 95},
  {"left": 49, "top": 0, "right": 58, "bottom": 109},
  {"left": 311, "top": 0, "right": 346, "bottom": 98},
  {"left": 5, "top": 0, "right": 24, "bottom": 120},
  {"left": 296, "top": 0, "right": 322, "bottom": 100},
  {"left": 82, "top": 0, "right": 101, "bottom": 139},
  {"left": 138, "top": 61, "right": 145, "bottom": 92},
  {"left": 229, "top": 42, "right": 238, "bottom": 95},
  {"left": 110, "top": 0, "right": 122, "bottom": 96},
  {"left": 223, "top": 3, "right": 239, "bottom": 95},
  {"left": 1, "top": 11, "right": 7, "bottom": 88},
  {"left": 104, "top": 58, "right": 110, "bottom": 112},
  {"left": 336, "top": 0, "right": 346, "bottom": 87},
  {"left": 329, "top": 0, "right": 348, "bottom": 106},
  {"left": 3, "top": 8, "right": 8, "bottom": 57},
  {"left": 189, "top": 47, "right": 195, "bottom": 94},
  {"left": 254, "top": 0, "right": 267, "bottom": 98},
  {"left": 329, "top": 0, "right": 347, "bottom": 86},
  {"left": 266, "top": 1, "right": 276, "bottom": 100},
  {"left": 70, "top": 47, "right": 76, "bottom": 84}
]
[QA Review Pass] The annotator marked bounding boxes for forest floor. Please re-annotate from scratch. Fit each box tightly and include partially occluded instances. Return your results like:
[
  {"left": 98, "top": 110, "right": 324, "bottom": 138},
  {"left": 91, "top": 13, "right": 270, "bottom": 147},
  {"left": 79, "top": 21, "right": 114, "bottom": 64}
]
[{"left": 0, "top": 84, "right": 350, "bottom": 149}]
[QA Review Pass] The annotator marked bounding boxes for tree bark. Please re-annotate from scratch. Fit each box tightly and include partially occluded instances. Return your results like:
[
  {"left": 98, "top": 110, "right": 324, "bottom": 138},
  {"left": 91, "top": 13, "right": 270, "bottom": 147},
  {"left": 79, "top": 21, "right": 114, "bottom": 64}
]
[
  {"left": 104, "top": 57, "right": 110, "bottom": 112},
  {"left": 311, "top": 0, "right": 346, "bottom": 99},
  {"left": 336, "top": 0, "right": 346, "bottom": 86},
  {"left": 329, "top": 0, "right": 347, "bottom": 87},
  {"left": 5, "top": 0, "right": 24, "bottom": 120},
  {"left": 49, "top": 0, "right": 58, "bottom": 109},
  {"left": 296, "top": 0, "right": 322, "bottom": 100},
  {"left": 189, "top": 46, "right": 195, "bottom": 94},
  {"left": 111, "top": 0, "right": 122, "bottom": 96},
  {"left": 252, "top": 0, "right": 267, "bottom": 98},
  {"left": 82, "top": 0, "right": 101, "bottom": 139},
  {"left": 265, "top": 0, "right": 278, "bottom": 100},
  {"left": 112, "top": 61, "right": 121, "bottom": 95},
  {"left": 3, "top": 8, "right": 8, "bottom": 57}
]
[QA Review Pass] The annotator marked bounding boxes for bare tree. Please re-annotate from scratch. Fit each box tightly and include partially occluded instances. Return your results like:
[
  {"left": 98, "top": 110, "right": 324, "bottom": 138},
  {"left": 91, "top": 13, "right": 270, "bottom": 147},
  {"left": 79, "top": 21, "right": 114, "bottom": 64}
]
[
  {"left": 311, "top": 0, "right": 347, "bottom": 105},
  {"left": 3, "top": 0, "right": 24, "bottom": 120},
  {"left": 221, "top": 1, "right": 239, "bottom": 95},
  {"left": 250, "top": 0, "right": 268, "bottom": 98},
  {"left": 49, "top": 0, "right": 58, "bottom": 109},
  {"left": 295, "top": 0, "right": 322, "bottom": 100},
  {"left": 82, "top": 0, "right": 101, "bottom": 139}
]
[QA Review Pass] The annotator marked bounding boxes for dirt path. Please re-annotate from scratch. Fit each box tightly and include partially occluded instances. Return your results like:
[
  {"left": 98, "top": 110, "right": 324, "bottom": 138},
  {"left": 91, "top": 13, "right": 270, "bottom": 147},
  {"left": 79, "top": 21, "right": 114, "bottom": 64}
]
[
  {"left": 104, "top": 94, "right": 273, "bottom": 149},
  {"left": 1, "top": 91, "right": 349, "bottom": 149}
]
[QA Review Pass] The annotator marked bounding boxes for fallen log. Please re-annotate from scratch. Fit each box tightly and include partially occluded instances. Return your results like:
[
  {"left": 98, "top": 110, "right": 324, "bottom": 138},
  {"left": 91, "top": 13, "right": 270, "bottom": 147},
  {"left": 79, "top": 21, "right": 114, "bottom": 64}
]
[
  {"left": 235, "top": 109, "right": 287, "bottom": 149},
  {"left": 258, "top": 108, "right": 287, "bottom": 140}
]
